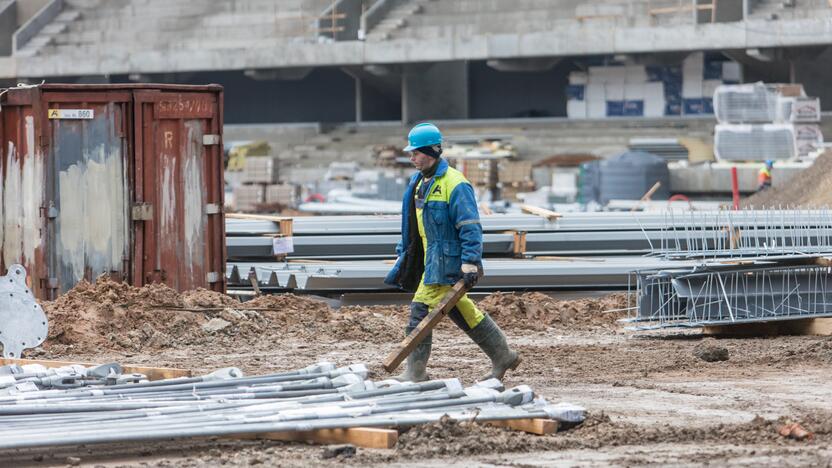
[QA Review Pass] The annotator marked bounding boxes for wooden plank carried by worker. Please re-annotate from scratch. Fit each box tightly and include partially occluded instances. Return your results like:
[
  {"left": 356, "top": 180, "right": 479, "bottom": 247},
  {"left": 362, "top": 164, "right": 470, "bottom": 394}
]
[
  {"left": 487, "top": 418, "right": 558, "bottom": 435},
  {"left": 383, "top": 280, "right": 468, "bottom": 373},
  {"left": 520, "top": 204, "right": 562, "bottom": 221},
  {"left": 0, "top": 358, "right": 192, "bottom": 381},
  {"left": 234, "top": 427, "right": 398, "bottom": 449}
]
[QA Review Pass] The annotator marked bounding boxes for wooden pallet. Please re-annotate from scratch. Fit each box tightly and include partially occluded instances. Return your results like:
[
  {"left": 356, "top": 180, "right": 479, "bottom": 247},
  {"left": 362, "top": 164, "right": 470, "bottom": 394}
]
[{"left": 0, "top": 358, "right": 192, "bottom": 381}]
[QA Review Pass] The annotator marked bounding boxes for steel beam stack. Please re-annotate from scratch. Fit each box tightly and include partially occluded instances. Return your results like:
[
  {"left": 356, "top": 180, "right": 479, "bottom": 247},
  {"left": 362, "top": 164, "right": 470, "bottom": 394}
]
[
  {"left": 227, "top": 209, "right": 832, "bottom": 293},
  {"left": 0, "top": 361, "right": 584, "bottom": 450}
]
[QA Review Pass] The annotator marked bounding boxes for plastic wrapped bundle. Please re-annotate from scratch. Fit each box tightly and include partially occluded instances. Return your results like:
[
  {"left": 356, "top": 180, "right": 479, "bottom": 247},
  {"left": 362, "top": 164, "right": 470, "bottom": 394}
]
[
  {"left": 713, "top": 83, "right": 780, "bottom": 123},
  {"left": 714, "top": 124, "right": 797, "bottom": 161}
]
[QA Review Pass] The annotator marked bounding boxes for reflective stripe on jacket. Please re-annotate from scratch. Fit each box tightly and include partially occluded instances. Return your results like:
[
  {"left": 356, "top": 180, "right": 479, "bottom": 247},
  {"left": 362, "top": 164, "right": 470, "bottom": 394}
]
[{"left": 384, "top": 158, "right": 483, "bottom": 288}]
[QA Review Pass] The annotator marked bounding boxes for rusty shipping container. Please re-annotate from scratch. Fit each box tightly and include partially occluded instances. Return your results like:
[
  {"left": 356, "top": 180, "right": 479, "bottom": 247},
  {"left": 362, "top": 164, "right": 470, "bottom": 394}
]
[{"left": 0, "top": 84, "right": 226, "bottom": 299}]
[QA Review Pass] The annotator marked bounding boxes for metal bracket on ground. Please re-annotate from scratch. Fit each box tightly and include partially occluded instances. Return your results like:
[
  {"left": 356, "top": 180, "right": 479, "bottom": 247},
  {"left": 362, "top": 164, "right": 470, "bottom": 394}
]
[{"left": 0, "top": 265, "right": 48, "bottom": 358}]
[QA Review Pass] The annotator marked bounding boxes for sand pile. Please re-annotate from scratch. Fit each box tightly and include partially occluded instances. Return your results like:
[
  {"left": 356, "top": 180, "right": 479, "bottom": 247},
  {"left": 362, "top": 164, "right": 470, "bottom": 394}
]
[{"left": 744, "top": 150, "right": 832, "bottom": 207}]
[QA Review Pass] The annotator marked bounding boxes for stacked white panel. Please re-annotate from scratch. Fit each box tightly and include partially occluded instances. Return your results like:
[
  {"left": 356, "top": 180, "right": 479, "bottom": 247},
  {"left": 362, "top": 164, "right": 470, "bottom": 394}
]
[{"left": 714, "top": 124, "right": 797, "bottom": 161}]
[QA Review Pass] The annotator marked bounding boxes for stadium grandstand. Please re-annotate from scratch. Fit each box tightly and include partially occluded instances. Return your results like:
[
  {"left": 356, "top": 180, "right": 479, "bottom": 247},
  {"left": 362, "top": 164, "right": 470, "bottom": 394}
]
[{"left": 1, "top": 0, "right": 831, "bottom": 161}]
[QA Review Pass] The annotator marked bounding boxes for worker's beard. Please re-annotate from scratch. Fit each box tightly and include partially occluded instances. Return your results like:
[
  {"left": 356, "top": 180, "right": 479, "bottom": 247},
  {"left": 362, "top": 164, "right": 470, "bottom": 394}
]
[{"left": 420, "top": 157, "right": 440, "bottom": 178}]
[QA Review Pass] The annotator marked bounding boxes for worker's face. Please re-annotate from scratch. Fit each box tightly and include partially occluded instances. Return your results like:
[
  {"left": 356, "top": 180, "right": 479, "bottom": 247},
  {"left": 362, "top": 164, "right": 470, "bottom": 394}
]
[{"left": 410, "top": 149, "right": 436, "bottom": 171}]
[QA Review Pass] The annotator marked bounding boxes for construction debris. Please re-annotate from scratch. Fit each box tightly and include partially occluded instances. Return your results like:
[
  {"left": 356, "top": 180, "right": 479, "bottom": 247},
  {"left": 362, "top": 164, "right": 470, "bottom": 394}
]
[{"left": 0, "top": 360, "right": 584, "bottom": 451}]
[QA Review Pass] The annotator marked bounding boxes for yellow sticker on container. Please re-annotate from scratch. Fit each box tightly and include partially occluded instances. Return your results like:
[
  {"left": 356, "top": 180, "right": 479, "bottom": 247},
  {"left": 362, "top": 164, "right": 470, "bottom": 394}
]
[{"left": 48, "top": 109, "right": 94, "bottom": 119}]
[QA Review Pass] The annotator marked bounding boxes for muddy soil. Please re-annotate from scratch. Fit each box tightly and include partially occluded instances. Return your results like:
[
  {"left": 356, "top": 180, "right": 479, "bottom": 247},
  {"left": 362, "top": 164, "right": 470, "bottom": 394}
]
[{"left": 8, "top": 283, "right": 832, "bottom": 467}]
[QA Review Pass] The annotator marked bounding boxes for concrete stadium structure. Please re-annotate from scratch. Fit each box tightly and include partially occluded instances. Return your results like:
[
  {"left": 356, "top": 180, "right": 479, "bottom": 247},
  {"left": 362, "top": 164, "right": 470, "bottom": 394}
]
[{"left": 1, "top": 0, "right": 831, "bottom": 125}]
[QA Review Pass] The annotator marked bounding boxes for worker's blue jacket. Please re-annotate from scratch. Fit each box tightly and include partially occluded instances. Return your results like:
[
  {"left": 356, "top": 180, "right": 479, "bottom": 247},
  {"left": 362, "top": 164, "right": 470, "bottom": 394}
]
[{"left": 385, "top": 158, "right": 483, "bottom": 290}]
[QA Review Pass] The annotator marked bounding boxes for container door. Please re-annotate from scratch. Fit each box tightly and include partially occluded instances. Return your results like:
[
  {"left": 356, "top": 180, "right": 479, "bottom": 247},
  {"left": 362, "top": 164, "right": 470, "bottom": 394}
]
[
  {"left": 0, "top": 91, "right": 48, "bottom": 297},
  {"left": 42, "top": 92, "right": 132, "bottom": 295},
  {"left": 133, "top": 90, "right": 225, "bottom": 292}
]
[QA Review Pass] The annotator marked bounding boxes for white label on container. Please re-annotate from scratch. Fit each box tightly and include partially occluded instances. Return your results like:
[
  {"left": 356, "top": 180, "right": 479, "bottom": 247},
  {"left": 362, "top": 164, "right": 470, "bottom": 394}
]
[
  {"left": 273, "top": 236, "right": 294, "bottom": 255},
  {"left": 48, "top": 109, "right": 94, "bottom": 119}
]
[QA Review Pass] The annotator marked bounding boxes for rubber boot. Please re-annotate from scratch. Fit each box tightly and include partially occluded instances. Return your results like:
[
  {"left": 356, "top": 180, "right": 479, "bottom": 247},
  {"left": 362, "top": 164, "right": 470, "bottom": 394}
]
[
  {"left": 392, "top": 327, "right": 431, "bottom": 382},
  {"left": 466, "top": 315, "right": 521, "bottom": 381}
]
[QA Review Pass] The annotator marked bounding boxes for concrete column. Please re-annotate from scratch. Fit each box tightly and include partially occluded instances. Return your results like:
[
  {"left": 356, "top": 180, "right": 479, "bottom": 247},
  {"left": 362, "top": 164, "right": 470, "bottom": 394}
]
[
  {"left": 354, "top": 74, "right": 363, "bottom": 122},
  {"left": 401, "top": 61, "right": 469, "bottom": 124},
  {"left": 0, "top": 1, "right": 16, "bottom": 56}
]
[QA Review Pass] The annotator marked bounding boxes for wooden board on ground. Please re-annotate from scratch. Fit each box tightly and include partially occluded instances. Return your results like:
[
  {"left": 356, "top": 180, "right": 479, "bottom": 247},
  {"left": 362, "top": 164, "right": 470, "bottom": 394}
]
[
  {"left": 233, "top": 427, "right": 398, "bottom": 449},
  {"left": 703, "top": 318, "right": 832, "bottom": 337},
  {"left": 0, "top": 358, "right": 192, "bottom": 381},
  {"left": 383, "top": 280, "right": 468, "bottom": 373},
  {"left": 487, "top": 418, "right": 558, "bottom": 435}
]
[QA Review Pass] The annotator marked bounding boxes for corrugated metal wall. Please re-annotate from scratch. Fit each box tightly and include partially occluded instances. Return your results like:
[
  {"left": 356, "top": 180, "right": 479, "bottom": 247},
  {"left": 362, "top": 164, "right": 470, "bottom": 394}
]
[{"left": 0, "top": 84, "right": 225, "bottom": 299}]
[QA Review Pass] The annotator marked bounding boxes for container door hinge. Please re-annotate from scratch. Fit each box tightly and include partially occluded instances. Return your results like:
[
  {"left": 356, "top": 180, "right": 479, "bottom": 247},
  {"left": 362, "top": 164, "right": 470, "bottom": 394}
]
[
  {"left": 206, "top": 203, "right": 222, "bottom": 215},
  {"left": 206, "top": 272, "right": 220, "bottom": 283},
  {"left": 131, "top": 203, "right": 153, "bottom": 221},
  {"left": 202, "top": 134, "right": 220, "bottom": 145},
  {"left": 42, "top": 202, "right": 58, "bottom": 219}
]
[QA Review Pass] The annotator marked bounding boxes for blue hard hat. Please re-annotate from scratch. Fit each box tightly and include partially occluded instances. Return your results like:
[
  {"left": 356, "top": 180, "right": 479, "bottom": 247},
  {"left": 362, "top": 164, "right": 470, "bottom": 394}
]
[
  {"left": 404, "top": 123, "right": 442, "bottom": 152},
  {"left": 765, "top": 160, "right": 774, "bottom": 167}
]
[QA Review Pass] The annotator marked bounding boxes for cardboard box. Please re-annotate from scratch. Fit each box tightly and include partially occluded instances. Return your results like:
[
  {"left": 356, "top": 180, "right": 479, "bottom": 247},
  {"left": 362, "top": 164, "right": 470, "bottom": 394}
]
[{"left": 790, "top": 97, "right": 821, "bottom": 122}]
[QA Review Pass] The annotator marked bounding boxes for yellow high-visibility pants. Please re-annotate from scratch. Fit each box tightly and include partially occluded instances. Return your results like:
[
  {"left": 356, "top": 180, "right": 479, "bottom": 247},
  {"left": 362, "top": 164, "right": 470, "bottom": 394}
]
[
  {"left": 412, "top": 276, "right": 484, "bottom": 330},
  {"left": 413, "top": 193, "right": 484, "bottom": 330}
]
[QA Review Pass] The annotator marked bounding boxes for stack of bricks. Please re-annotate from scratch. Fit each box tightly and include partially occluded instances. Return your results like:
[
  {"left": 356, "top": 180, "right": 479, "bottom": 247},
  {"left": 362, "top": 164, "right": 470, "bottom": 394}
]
[
  {"left": 451, "top": 158, "right": 498, "bottom": 193},
  {"left": 233, "top": 156, "right": 287, "bottom": 212},
  {"left": 497, "top": 161, "right": 535, "bottom": 202}
]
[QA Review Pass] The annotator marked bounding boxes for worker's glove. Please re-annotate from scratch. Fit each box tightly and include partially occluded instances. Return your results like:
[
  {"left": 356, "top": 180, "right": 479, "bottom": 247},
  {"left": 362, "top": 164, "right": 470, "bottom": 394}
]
[{"left": 461, "top": 263, "right": 480, "bottom": 289}]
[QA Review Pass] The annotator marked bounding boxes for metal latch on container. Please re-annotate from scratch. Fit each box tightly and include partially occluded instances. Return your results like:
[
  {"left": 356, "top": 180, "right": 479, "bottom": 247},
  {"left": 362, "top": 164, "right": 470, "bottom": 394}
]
[
  {"left": 202, "top": 135, "right": 220, "bottom": 145},
  {"left": 131, "top": 203, "right": 153, "bottom": 221},
  {"left": 206, "top": 272, "right": 220, "bottom": 283},
  {"left": 206, "top": 203, "right": 221, "bottom": 215}
]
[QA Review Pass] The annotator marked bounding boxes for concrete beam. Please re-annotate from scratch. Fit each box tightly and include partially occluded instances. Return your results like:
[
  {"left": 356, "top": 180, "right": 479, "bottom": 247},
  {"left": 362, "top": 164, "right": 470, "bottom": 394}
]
[
  {"left": 7, "top": 18, "right": 832, "bottom": 79},
  {"left": 486, "top": 57, "right": 561, "bottom": 72},
  {"left": 0, "top": 1, "right": 16, "bottom": 56},
  {"left": 244, "top": 68, "right": 313, "bottom": 81}
]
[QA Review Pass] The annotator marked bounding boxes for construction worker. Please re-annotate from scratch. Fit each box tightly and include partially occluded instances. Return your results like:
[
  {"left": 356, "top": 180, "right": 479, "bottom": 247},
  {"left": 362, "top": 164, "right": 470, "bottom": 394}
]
[
  {"left": 758, "top": 160, "right": 773, "bottom": 191},
  {"left": 385, "top": 123, "right": 522, "bottom": 382}
]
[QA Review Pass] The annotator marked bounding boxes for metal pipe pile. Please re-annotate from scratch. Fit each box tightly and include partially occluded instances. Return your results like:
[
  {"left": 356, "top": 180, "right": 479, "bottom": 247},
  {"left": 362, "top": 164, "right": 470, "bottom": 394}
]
[
  {"left": 0, "top": 361, "right": 584, "bottom": 450},
  {"left": 627, "top": 254, "right": 832, "bottom": 330}
]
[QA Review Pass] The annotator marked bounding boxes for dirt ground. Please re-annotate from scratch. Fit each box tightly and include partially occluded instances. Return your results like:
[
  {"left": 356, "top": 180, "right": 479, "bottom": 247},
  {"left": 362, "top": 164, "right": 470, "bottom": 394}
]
[{"left": 5, "top": 279, "right": 832, "bottom": 467}]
